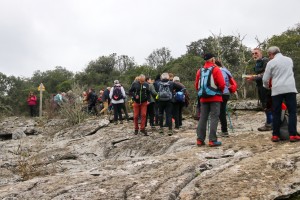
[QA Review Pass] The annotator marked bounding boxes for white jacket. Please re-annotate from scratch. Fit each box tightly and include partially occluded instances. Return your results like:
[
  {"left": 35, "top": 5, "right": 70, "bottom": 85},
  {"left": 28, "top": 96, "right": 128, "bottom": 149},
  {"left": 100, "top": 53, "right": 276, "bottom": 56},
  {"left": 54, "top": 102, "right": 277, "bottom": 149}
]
[
  {"left": 109, "top": 84, "right": 126, "bottom": 104},
  {"left": 263, "top": 53, "right": 298, "bottom": 96}
]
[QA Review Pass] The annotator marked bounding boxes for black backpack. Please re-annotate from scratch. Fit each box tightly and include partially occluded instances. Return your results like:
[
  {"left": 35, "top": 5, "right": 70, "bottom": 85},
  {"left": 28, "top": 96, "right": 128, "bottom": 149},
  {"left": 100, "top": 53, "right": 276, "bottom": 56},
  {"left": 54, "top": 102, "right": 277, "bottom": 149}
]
[{"left": 112, "top": 85, "right": 124, "bottom": 100}]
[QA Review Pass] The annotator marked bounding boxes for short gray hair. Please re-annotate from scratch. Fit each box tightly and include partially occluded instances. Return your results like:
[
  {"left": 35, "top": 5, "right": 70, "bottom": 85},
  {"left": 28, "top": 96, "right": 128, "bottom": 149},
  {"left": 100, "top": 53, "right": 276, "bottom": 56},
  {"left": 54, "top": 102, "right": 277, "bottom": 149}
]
[
  {"left": 139, "top": 74, "right": 145, "bottom": 78},
  {"left": 173, "top": 76, "right": 180, "bottom": 82},
  {"left": 161, "top": 73, "right": 169, "bottom": 80},
  {"left": 267, "top": 46, "right": 280, "bottom": 54}
]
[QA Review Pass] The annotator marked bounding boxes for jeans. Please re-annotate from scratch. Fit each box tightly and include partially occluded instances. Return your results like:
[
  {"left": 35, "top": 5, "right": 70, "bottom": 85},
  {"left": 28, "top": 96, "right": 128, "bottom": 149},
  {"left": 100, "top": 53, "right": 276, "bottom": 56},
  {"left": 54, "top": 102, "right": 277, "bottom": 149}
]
[
  {"left": 219, "top": 95, "right": 230, "bottom": 133},
  {"left": 133, "top": 102, "right": 148, "bottom": 131},
  {"left": 113, "top": 103, "right": 123, "bottom": 122},
  {"left": 159, "top": 101, "right": 173, "bottom": 130},
  {"left": 197, "top": 102, "right": 220, "bottom": 142},
  {"left": 272, "top": 93, "right": 297, "bottom": 136}
]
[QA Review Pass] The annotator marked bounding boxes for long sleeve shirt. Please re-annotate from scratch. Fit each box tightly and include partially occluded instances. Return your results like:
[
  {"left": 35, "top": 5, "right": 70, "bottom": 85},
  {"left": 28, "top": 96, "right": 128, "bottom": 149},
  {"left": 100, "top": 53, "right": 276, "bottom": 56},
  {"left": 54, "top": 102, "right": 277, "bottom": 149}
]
[{"left": 263, "top": 53, "right": 298, "bottom": 96}]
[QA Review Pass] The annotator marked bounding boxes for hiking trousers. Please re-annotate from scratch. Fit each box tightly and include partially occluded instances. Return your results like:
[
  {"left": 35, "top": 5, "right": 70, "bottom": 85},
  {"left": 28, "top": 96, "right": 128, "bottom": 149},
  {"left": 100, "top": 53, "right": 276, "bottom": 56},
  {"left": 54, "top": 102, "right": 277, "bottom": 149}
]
[
  {"left": 219, "top": 95, "right": 230, "bottom": 133},
  {"left": 133, "top": 102, "right": 147, "bottom": 131},
  {"left": 159, "top": 101, "right": 173, "bottom": 130},
  {"left": 272, "top": 93, "right": 297, "bottom": 136},
  {"left": 113, "top": 103, "right": 123, "bottom": 122},
  {"left": 197, "top": 102, "right": 220, "bottom": 142}
]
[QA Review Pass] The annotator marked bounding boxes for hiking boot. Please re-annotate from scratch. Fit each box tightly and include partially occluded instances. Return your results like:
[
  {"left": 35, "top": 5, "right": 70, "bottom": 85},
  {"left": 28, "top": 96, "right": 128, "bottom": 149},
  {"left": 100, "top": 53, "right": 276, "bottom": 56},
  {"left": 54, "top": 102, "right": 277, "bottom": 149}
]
[
  {"left": 290, "top": 135, "right": 300, "bottom": 142},
  {"left": 120, "top": 120, "right": 123, "bottom": 124},
  {"left": 114, "top": 121, "right": 118, "bottom": 125},
  {"left": 168, "top": 129, "right": 173, "bottom": 136},
  {"left": 196, "top": 139, "right": 205, "bottom": 147},
  {"left": 159, "top": 128, "right": 164, "bottom": 134},
  {"left": 141, "top": 129, "right": 148, "bottom": 136},
  {"left": 258, "top": 124, "right": 272, "bottom": 131},
  {"left": 219, "top": 132, "right": 229, "bottom": 137},
  {"left": 134, "top": 130, "right": 139, "bottom": 135},
  {"left": 271, "top": 135, "right": 280, "bottom": 142},
  {"left": 208, "top": 140, "right": 222, "bottom": 147}
]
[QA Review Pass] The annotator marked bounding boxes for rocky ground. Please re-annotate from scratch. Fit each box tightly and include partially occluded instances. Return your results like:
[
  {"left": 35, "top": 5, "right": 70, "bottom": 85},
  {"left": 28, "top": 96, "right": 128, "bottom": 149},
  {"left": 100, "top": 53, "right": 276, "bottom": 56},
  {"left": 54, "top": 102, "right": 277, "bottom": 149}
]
[{"left": 1, "top": 108, "right": 300, "bottom": 199}]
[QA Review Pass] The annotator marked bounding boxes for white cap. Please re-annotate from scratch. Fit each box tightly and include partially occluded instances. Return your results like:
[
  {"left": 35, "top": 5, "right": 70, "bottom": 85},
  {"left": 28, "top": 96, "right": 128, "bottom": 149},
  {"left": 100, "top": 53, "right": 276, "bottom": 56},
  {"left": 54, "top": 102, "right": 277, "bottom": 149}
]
[{"left": 173, "top": 76, "right": 180, "bottom": 82}]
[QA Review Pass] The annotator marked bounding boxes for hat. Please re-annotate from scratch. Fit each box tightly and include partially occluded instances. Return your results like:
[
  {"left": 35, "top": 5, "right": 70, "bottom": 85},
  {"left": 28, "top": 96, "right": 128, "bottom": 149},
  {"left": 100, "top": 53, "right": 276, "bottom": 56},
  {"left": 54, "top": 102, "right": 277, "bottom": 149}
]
[
  {"left": 203, "top": 53, "right": 215, "bottom": 61},
  {"left": 114, "top": 80, "right": 119, "bottom": 84},
  {"left": 173, "top": 76, "right": 180, "bottom": 82}
]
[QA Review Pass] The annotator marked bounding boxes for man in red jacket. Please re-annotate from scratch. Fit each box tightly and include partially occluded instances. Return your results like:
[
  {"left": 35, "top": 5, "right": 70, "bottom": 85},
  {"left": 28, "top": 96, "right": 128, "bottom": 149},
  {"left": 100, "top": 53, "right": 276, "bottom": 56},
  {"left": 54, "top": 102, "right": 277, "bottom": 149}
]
[{"left": 195, "top": 53, "right": 225, "bottom": 147}]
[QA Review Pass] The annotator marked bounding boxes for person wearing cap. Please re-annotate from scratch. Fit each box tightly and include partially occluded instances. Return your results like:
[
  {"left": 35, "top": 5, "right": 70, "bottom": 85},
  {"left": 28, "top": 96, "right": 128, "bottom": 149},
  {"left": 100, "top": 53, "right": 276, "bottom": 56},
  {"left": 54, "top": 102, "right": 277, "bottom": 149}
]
[
  {"left": 263, "top": 46, "right": 299, "bottom": 142},
  {"left": 109, "top": 80, "right": 126, "bottom": 125},
  {"left": 129, "top": 74, "right": 151, "bottom": 136},
  {"left": 195, "top": 53, "right": 225, "bottom": 147},
  {"left": 247, "top": 48, "right": 272, "bottom": 131}
]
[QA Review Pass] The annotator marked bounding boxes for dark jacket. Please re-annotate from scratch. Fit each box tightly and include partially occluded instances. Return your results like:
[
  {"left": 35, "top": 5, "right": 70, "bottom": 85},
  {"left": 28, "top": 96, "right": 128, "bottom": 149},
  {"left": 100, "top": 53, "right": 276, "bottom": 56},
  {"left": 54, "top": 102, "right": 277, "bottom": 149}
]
[
  {"left": 129, "top": 81, "right": 151, "bottom": 104},
  {"left": 87, "top": 91, "right": 97, "bottom": 105},
  {"left": 254, "top": 57, "right": 269, "bottom": 86},
  {"left": 102, "top": 89, "right": 111, "bottom": 104},
  {"left": 159, "top": 79, "right": 184, "bottom": 102}
]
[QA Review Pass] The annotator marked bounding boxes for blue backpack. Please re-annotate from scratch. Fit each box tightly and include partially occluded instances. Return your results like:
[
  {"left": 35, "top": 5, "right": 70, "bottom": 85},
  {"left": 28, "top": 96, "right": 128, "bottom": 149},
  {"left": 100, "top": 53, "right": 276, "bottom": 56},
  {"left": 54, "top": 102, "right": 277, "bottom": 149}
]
[
  {"left": 175, "top": 90, "right": 185, "bottom": 102},
  {"left": 198, "top": 66, "right": 222, "bottom": 98}
]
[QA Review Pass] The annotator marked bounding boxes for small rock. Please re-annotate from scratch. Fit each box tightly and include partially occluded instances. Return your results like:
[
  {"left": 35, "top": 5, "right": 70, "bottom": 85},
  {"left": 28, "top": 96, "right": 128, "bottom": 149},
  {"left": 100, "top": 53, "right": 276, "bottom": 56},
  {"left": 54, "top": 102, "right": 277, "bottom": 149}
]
[{"left": 12, "top": 128, "right": 26, "bottom": 140}]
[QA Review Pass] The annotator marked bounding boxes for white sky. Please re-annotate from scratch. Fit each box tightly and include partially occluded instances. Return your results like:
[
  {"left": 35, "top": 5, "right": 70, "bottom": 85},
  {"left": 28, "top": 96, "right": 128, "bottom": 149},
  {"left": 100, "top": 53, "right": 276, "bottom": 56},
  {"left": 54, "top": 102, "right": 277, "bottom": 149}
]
[{"left": 0, "top": 0, "right": 299, "bottom": 77}]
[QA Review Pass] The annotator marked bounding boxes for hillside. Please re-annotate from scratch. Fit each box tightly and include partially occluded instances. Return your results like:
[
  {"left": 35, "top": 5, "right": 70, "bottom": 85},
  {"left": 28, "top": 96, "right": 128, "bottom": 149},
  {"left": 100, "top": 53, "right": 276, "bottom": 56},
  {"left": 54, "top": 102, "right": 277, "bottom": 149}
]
[{"left": 0, "top": 110, "right": 300, "bottom": 200}]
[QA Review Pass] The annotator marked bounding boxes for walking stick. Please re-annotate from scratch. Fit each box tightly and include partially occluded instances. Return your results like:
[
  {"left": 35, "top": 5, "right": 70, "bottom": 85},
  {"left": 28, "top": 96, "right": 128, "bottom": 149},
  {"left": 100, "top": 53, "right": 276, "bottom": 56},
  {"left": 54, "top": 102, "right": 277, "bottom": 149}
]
[{"left": 226, "top": 106, "right": 234, "bottom": 133}]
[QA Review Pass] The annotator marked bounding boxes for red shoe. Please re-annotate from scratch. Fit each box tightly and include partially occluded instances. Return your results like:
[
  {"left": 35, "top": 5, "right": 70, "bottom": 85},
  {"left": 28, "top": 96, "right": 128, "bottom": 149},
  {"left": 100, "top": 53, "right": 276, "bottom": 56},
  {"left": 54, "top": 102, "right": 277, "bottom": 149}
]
[
  {"left": 208, "top": 140, "right": 222, "bottom": 147},
  {"left": 196, "top": 139, "right": 205, "bottom": 146},
  {"left": 290, "top": 135, "right": 300, "bottom": 142},
  {"left": 271, "top": 136, "right": 280, "bottom": 142}
]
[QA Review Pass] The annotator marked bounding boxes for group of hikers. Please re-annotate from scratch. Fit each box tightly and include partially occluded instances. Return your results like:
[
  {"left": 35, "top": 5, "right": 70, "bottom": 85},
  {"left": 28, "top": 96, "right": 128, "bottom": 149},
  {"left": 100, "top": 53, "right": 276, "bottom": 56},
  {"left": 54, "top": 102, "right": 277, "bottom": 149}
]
[{"left": 27, "top": 45, "right": 298, "bottom": 147}]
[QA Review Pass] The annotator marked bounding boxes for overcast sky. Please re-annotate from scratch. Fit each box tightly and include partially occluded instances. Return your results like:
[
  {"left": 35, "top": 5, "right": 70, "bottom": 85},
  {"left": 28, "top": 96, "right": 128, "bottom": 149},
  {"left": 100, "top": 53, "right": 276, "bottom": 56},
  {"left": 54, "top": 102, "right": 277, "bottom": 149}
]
[{"left": 0, "top": 0, "right": 299, "bottom": 78}]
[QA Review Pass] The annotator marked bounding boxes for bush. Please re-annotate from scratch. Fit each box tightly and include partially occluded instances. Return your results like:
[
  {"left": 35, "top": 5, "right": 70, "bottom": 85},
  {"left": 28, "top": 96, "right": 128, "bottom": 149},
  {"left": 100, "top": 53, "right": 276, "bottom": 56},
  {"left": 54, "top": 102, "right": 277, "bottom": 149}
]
[{"left": 58, "top": 83, "right": 88, "bottom": 125}]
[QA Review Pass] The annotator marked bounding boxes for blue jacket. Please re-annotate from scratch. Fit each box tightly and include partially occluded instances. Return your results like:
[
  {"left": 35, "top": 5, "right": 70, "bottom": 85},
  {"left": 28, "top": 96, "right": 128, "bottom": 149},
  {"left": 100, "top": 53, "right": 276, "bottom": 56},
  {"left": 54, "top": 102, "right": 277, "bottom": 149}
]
[{"left": 221, "top": 67, "right": 232, "bottom": 95}]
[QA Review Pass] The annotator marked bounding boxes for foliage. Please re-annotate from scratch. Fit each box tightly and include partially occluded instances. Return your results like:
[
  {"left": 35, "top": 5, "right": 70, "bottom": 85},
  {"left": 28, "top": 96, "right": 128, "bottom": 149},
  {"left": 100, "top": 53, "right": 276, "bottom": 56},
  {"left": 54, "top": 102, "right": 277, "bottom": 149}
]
[
  {"left": 58, "top": 83, "right": 89, "bottom": 125},
  {"left": 1, "top": 23, "right": 299, "bottom": 117},
  {"left": 266, "top": 23, "right": 300, "bottom": 91},
  {"left": 146, "top": 47, "right": 173, "bottom": 71}
]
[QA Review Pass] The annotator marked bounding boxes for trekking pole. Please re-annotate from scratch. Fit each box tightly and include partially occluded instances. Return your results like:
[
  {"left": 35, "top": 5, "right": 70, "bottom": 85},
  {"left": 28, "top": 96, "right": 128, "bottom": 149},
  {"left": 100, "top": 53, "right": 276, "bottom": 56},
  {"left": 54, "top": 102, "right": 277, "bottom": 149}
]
[
  {"left": 226, "top": 106, "right": 234, "bottom": 133},
  {"left": 207, "top": 116, "right": 210, "bottom": 135}
]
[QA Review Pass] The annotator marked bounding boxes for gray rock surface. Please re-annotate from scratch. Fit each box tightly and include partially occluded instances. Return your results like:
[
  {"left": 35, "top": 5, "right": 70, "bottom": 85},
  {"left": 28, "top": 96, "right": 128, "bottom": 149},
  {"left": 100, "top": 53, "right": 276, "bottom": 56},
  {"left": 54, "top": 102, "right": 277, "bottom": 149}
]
[{"left": 0, "top": 111, "right": 300, "bottom": 199}]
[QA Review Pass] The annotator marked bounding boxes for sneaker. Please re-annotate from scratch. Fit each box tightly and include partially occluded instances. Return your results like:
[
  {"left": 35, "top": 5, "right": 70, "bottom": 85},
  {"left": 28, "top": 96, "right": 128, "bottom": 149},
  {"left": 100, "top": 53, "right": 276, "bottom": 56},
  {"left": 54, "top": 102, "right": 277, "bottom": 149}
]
[
  {"left": 114, "top": 121, "right": 118, "bottom": 125},
  {"left": 159, "top": 128, "right": 164, "bottom": 134},
  {"left": 196, "top": 139, "right": 205, "bottom": 147},
  {"left": 258, "top": 124, "right": 272, "bottom": 131},
  {"left": 134, "top": 130, "right": 139, "bottom": 135},
  {"left": 271, "top": 135, "right": 280, "bottom": 142},
  {"left": 168, "top": 130, "right": 173, "bottom": 136},
  {"left": 120, "top": 121, "right": 123, "bottom": 124},
  {"left": 208, "top": 141, "right": 222, "bottom": 147},
  {"left": 219, "top": 132, "right": 229, "bottom": 137},
  {"left": 290, "top": 135, "right": 300, "bottom": 142},
  {"left": 140, "top": 129, "right": 148, "bottom": 136}
]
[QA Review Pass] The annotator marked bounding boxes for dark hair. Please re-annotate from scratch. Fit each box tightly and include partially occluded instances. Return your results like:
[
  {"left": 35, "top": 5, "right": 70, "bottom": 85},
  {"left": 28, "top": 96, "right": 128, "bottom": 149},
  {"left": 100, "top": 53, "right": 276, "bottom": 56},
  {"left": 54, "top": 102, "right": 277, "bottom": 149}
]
[
  {"left": 215, "top": 60, "right": 222, "bottom": 67},
  {"left": 155, "top": 74, "right": 161, "bottom": 81},
  {"left": 145, "top": 77, "right": 151, "bottom": 82}
]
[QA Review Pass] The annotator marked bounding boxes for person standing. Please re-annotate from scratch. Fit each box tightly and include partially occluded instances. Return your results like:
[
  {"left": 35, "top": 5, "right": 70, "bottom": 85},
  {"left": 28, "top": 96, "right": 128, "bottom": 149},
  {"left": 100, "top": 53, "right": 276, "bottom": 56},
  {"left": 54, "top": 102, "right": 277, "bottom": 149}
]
[
  {"left": 87, "top": 88, "right": 98, "bottom": 115},
  {"left": 172, "top": 76, "right": 186, "bottom": 129},
  {"left": 110, "top": 80, "right": 126, "bottom": 125},
  {"left": 215, "top": 60, "right": 237, "bottom": 137},
  {"left": 129, "top": 74, "right": 151, "bottom": 136},
  {"left": 247, "top": 48, "right": 272, "bottom": 131},
  {"left": 27, "top": 91, "right": 37, "bottom": 117},
  {"left": 263, "top": 46, "right": 299, "bottom": 142},
  {"left": 153, "top": 74, "right": 161, "bottom": 126},
  {"left": 157, "top": 73, "right": 184, "bottom": 136},
  {"left": 195, "top": 53, "right": 225, "bottom": 147},
  {"left": 100, "top": 87, "right": 111, "bottom": 115},
  {"left": 146, "top": 77, "right": 157, "bottom": 128}
]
